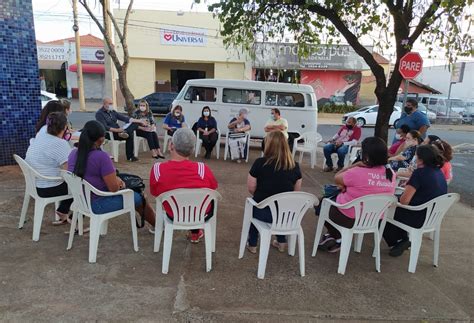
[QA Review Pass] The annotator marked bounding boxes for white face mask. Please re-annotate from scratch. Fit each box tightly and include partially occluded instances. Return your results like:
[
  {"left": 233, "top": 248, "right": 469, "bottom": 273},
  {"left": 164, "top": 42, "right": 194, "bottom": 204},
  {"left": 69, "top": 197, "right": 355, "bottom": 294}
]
[
  {"left": 395, "top": 133, "right": 401, "bottom": 140},
  {"left": 271, "top": 113, "right": 276, "bottom": 120},
  {"left": 174, "top": 111, "right": 181, "bottom": 117},
  {"left": 203, "top": 111, "right": 210, "bottom": 117},
  {"left": 139, "top": 106, "right": 146, "bottom": 112},
  {"left": 107, "top": 104, "right": 114, "bottom": 111}
]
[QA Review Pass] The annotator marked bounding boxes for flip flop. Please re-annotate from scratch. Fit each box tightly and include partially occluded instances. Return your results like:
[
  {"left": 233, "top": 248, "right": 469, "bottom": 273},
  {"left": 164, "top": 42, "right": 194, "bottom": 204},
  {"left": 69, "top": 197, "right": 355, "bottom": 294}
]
[
  {"left": 64, "top": 227, "right": 90, "bottom": 235},
  {"left": 52, "top": 213, "right": 71, "bottom": 226},
  {"left": 246, "top": 243, "right": 257, "bottom": 254}
]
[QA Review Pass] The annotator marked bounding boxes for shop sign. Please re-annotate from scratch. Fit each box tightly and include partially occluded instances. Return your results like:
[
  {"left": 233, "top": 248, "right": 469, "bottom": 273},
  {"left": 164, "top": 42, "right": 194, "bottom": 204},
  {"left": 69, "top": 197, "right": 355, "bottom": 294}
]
[
  {"left": 37, "top": 45, "right": 66, "bottom": 61},
  {"left": 253, "top": 43, "right": 371, "bottom": 71},
  {"left": 160, "top": 25, "right": 207, "bottom": 47},
  {"left": 69, "top": 46, "right": 105, "bottom": 64}
]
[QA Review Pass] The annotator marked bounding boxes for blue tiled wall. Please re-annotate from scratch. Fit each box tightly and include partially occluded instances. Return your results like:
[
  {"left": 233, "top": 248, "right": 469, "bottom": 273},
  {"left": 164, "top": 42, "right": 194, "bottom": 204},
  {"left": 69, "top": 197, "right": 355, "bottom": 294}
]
[{"left": 0, "top": 0, "right": 41, "bottom": 166}]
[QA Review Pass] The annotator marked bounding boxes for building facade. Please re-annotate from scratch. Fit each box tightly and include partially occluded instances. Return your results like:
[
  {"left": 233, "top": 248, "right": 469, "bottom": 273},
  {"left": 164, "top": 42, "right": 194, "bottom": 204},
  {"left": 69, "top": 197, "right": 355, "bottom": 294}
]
[{"left": 113, "top": 9, "right": 252, "bottom": 99}]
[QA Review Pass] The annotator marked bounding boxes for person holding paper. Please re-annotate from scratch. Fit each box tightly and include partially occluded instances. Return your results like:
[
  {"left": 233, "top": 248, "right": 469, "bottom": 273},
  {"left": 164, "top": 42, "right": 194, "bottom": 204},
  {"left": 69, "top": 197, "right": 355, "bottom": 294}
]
[
  {"left": 95, "top": 97, "right": 146, "bottom": 162},
  {"left": 133, "top": 99, "right": 165, "bottom": 159}
]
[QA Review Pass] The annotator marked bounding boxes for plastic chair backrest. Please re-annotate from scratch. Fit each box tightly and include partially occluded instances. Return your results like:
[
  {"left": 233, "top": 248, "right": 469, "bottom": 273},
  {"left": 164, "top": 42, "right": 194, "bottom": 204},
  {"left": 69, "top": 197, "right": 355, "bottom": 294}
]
[
  {"left": 157, "top": 188, "right": 222, "bottom": 226},
  {"left": 301, "top": 132, "right": 322, "bottom": 148},
  {"left": 14, "top": 154, "right": 43, "bottom": 199},
  {"left": 345, "top": 194, "right": 397, "bottom": 230},
  {"left": 61, "top": 171, "right": 93, "bottom": 215},
  {"left": 421, "top": 193, "right": 460, "bottom": 230},
  {"left": 258, "top": 192, "right": 318, "bottom": 231}
]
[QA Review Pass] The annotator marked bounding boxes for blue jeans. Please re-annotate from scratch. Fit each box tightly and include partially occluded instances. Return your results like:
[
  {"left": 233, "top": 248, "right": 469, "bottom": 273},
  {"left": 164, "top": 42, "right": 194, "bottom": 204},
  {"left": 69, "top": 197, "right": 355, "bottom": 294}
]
[
  {"left": 248, "top": 206, "right": 287, "bottom": 247},
  {"left": 323, "top": 143, "right": 349, "bottom": 168},
  {"left": 92, "top": 192, "right": 142, "bottom": 214}
]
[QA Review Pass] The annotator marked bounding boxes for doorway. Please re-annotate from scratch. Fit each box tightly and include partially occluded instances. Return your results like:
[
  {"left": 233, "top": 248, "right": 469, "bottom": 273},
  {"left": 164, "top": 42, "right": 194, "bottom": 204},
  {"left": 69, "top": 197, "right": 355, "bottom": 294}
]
[{"left": 171, "top": 69, "right": 206, "bottom": 92}]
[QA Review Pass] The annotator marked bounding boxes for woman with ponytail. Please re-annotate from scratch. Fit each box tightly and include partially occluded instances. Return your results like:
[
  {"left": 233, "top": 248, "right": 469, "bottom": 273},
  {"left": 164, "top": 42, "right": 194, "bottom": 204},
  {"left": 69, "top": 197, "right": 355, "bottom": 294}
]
[
  {"left": 383, "top": 144, "right": 447, "bottom": 257},
  {"left": 316, "top": 136, "right": 397, "bottom": 253},
  {"left": 26, "top": 112, "right": 73, "bottom": 224},
  {"left": 67, "top": 121, "right": 156, "bottom": 224}
]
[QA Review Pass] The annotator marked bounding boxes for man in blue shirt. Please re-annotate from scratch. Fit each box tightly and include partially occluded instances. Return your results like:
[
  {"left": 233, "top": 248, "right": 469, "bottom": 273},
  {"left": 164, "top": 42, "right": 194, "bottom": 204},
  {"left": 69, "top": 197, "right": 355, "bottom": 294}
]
[
  {"left": 395, "top": 98, "right": 430, "bottom": 142},
  {"left": 95, "top": 97, "right": 146, "bottom": 162}
]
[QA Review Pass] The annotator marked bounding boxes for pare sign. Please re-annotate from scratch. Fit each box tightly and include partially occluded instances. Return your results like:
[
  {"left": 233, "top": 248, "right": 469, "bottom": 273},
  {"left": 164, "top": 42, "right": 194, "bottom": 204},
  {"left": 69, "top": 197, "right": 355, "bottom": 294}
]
[
  {"left": 399, "top": 52, "right": 423, "bottom": 79},
  {"left": 160, "top": 26, "right": 207, "bottom": 47}
]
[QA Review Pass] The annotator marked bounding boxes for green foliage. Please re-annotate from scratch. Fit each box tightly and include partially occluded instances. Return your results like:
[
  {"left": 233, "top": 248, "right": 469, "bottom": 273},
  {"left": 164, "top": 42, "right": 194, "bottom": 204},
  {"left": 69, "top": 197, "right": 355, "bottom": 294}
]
[{"left": 318, "top": 103, "right": 360, "bottom": 114}]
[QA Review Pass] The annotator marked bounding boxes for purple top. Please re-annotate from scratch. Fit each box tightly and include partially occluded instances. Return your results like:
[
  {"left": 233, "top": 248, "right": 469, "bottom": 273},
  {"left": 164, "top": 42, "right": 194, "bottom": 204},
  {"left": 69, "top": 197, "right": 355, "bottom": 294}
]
[{"left": 68, "top": 149, "right": 115, "bottom": 196}]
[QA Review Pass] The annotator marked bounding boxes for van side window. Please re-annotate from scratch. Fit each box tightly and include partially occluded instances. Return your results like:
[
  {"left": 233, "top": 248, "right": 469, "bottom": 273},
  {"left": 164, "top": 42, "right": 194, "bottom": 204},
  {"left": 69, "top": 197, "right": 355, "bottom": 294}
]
[
  {"left": 266, "top": 91, "right": 305, "bottom": 107},
  {"left": 306, "top": 94, "right": 312, "bottom": 107},
  {"left": 223, "top": 89, "right": 261, "bottom": 105},
  {"left": 184, "top": 86, "right": 216, "bottom": 102}
]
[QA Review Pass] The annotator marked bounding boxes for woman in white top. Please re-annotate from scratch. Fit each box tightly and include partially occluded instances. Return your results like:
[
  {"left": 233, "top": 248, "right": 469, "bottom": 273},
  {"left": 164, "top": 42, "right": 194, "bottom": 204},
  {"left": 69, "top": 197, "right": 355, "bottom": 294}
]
[{"left": 26, "top": 112, "right": 73, "bottom": 225}]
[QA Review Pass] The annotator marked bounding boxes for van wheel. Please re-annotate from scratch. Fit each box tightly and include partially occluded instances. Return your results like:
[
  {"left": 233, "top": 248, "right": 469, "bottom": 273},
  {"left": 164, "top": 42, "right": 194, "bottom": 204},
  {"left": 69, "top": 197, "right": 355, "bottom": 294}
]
[{"left": 356, "top": 118, "right": 366, "bottom": 127}]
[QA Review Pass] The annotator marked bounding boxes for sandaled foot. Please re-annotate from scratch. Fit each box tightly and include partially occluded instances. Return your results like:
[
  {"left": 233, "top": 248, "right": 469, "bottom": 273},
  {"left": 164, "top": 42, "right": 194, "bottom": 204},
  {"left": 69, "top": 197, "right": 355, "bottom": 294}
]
[
  {"left": 246, "top": 243, "right": 257, "bottom": 254},
  {"left": 272, "top": 240, "right": 287, "bottom": 253},
  {"left": 52, "top": 212, "right": 71, "bottom": 226}
]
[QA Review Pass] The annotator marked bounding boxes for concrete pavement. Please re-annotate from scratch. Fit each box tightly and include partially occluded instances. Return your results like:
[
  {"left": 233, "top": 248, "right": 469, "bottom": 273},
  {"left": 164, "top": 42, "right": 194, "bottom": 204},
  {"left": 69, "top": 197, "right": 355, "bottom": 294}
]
[{"left": 0, "top": 146, "right": 473, "bottom": 321}]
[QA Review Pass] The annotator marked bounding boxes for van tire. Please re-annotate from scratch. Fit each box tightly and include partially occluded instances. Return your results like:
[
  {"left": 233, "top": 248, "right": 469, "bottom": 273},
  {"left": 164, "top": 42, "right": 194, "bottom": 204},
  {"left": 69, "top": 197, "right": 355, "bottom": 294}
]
[{"left": 356, "top": 118, "right": 366, "bottom": 127}]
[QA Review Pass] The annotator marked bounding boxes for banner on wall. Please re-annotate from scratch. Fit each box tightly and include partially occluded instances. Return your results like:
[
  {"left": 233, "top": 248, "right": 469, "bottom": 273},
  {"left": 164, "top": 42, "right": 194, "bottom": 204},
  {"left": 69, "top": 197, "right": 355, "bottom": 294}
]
[
  {"left": 160, "top": 25, "right": 208, "bottom": 47},
  {"left": 37, "top": 45, "right": 66, "bottom": 61},
  {"left": 254, "top": 43, "right": 371, "bottom": 71}
]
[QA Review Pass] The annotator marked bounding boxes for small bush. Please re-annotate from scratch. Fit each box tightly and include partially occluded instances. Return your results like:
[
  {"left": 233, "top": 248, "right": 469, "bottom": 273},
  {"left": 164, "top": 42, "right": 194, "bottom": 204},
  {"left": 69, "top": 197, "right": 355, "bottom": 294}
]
[{"left": 318, "top": 103, "right": 360, "bottom": 114}]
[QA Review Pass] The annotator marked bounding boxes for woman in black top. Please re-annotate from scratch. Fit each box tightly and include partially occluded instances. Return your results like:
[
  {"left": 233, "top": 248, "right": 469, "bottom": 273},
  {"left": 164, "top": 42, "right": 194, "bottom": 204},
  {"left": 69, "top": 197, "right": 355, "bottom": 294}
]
[
  {"left": 132, "top": 100, "right": 164, "bottom": 159},
  {"left": 383, "top": 145, "right": 448, "bottom": 257},
  {"left": 196, "top": 106, "right": 218, "bottom": 159},
  {"left": 247, "top": 131, "right": 302, "bottom": 253}
]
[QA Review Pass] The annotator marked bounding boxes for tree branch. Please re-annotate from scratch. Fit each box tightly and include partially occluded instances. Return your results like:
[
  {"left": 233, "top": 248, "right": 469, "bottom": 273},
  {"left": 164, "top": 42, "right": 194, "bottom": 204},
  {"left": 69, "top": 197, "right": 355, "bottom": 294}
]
[
  {"left": 408, "top": 0, "right": 442, "bottom": 44},
  {"left": 106, "top": 8, "right": 124, "bottom": 42}
]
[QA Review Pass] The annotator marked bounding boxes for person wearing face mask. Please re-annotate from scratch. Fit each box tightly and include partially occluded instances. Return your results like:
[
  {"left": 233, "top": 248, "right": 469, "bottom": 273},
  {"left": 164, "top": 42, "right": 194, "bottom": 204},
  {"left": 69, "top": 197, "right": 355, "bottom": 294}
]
[
  {"left": 95, "top": 97, "right": 147, "bottom": 162},
  {"left": 132, "top": 100, "right": 165, "bottom": 159},
  {"left": 394, "top": 99, "right": 430, "bottom": 142},
  {"left": 227, "top": 108, "right": 252, "bottom": 162},
  {"left": 388, "top": 130, "right": 422, "bottom": 171},
  {"left": 196, "top": 106, "right": 218, "bottom": 159},
  {"left": 388, "top": 124, "right": 410, "bottom": 157},
  {"left": 323, "top": 117, "right": 361, "bottom": 172},
  {"left": 383, "top": 145, "right": 447, "bottom": 257},
  {"left": 262, "top": 108, "right": 289, "bottom": 151},
  {"left": 163, "top": 105, "right": 187, "bottom": 136}
]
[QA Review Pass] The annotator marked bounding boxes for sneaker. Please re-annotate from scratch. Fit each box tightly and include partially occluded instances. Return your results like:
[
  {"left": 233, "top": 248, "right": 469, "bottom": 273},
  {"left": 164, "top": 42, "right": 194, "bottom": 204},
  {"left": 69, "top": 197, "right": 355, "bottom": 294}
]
[
  {"left": 188, "top": 229, "right": 204, "bottom": 243},
  {"left": 127, "top": 156, "right": 139, "bottom": 162},
  {"left": 318, "top": 234, "right": 337, "bottom": 251},
  {"left": 118, "top": 132, "right": 129, "bottom": 139},
  {"left": 323, "top": 166, "right": 334, "bottom": 172},
  {"left": 328, "top": 242, "right": 341, "bottom": 253},
  {"left": 389, "top": 239, "right": 411, "bottom": 257}
]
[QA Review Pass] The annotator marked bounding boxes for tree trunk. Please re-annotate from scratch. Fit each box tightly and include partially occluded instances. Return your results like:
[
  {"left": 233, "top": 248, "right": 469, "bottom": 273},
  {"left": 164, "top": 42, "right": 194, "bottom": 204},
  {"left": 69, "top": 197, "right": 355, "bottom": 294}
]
[
  {"left": 117, "top": 67, "right": 135, "bottom": 114},
  {"left": 374, "top": 92, "right": 397, "bottom": 143}
]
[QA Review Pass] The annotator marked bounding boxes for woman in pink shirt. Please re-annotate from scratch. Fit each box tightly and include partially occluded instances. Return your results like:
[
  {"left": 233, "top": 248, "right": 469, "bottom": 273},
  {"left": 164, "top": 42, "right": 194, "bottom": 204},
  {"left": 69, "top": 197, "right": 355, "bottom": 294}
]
[{"left": 316, "top": 137, "right": 397, "bottom": 253}]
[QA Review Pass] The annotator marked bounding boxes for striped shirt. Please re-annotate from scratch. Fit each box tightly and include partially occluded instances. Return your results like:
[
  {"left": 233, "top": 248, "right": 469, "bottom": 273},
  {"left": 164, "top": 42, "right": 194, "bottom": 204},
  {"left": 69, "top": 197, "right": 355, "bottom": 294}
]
[{"left": 26, "top": 133, "right": 71, "bottom": 188}]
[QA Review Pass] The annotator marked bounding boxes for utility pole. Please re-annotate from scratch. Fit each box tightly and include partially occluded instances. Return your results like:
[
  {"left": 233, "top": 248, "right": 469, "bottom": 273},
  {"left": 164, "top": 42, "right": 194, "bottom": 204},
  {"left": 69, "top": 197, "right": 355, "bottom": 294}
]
[
  {"left": 72, "top": 0, "right": 86, "bottom": 111},
  {"left": 103, "top": 0, "right": 117, "bottom": 109}
]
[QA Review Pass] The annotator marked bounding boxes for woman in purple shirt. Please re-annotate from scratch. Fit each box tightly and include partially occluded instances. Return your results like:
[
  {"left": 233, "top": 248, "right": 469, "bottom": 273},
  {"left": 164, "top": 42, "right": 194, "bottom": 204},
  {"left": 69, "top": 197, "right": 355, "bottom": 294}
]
[{"left": 67, "top": 121, "right": 155, "bottom": 225}]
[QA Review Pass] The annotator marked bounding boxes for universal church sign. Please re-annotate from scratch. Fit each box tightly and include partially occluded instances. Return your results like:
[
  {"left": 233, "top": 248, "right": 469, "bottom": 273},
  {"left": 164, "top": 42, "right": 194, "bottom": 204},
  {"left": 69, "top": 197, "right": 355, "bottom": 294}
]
[{"left": 160, "top": 25, "right": 208, "bottom": 47}]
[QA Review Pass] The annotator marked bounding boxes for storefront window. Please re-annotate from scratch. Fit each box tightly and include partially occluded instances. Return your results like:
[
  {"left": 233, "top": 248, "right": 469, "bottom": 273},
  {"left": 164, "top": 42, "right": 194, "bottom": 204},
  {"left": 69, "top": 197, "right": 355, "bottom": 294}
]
[
  {"left": 184, "top": 86, "right": 216, "bottom": 102},
  {"left": 265, "top": 91, "right": 305, "bottom": 107},
  {"left": 222, "top": 89, "right": 261, "bottom": 105}
]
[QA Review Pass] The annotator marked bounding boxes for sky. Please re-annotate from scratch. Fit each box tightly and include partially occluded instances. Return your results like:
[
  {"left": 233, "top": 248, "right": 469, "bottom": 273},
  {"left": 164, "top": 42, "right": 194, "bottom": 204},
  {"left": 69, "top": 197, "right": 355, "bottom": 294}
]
[{"left": 32, "top": 0, "right": 471, "bottom": 67}]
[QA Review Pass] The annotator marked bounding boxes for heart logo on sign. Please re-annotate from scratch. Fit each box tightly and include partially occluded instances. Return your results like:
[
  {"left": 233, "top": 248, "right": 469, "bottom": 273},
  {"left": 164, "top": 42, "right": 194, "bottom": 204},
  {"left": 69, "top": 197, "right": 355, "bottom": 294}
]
[{"left": 164, "top": 34, "right": 172, "bottom": 41}]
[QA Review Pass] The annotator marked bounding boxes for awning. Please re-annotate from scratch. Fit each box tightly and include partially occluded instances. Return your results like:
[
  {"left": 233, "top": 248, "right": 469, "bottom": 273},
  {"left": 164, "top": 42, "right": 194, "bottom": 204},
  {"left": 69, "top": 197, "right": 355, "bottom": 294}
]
[{"left": 68, "top": 63, "right": 105, "bottom": 74}]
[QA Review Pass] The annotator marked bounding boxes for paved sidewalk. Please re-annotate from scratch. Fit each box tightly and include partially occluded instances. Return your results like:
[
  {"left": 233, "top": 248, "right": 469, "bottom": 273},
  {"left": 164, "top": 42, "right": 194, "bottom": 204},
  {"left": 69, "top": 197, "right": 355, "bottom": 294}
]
[{"left": 0, "top": 148, "right": 473, "bottom": 321}]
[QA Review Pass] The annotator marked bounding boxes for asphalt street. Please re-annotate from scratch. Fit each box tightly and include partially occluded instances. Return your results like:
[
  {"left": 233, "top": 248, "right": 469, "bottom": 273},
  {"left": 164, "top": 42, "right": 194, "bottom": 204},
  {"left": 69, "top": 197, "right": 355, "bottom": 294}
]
[{"left": 69, "top": 112, "right": 473, "bottom": 206}]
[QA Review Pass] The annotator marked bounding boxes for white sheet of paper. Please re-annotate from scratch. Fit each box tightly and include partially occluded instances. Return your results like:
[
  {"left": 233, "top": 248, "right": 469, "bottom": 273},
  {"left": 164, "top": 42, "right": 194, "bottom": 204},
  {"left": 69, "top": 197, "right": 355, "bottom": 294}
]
[{"left": 123, "top": 122, "right": 132, "bottom": 129}]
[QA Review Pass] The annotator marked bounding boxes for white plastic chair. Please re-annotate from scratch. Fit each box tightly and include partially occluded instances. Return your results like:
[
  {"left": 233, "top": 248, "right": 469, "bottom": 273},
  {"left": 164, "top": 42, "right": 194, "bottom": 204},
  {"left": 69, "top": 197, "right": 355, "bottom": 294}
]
[
  {"left": 14, "top": 154, "right": 71, "bottom": 241},
  {"left": 380, "top": 193, "right": 459, "bottom": 273},
  {"left": 154, "top": 188, "right": 222, "bottom": 274},
  {"left": 104, "top": 131, "right": 126, "bottom": 162},
  {"left": 224, "top": 130, "right": 251, "bottom": 163},
  {"left": 238, "top": 192, "right": 319, "bottom": 279},
  {"left": 162, "top": 131, "right": 173, "bottom": 153},
  {"left": 322, "top": 142, "right": 359, "bottom": 169},
  {"left": 195, "top": 128, "right": 221, "bottom": 159},
  {"left": 312, "top": 194, "right": 397, "bottom": 275},
  {"left": 61, "top": 171, "right": 139, "bottom": 263},
  {"left": 292, "top": 132, "right": 322, "bottom": 168},
  {"left": 133, "top": 130, "right": 149, "bottom": 157}
]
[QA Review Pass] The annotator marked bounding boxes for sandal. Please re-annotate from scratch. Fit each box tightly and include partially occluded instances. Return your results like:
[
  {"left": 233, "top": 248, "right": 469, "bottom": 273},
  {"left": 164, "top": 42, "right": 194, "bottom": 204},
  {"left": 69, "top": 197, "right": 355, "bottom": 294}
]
[
  {"left": 52, "top": 212, "right": 71, "bottom": 226},
  {"left": 246, "top": 243, "right": 257, "bottom": 254},
  {"left": 64, "top": 227, "right": 90, "bottom": 235},
  {"left": 272, "top": 240, "right": 287, "bottom": 253}
]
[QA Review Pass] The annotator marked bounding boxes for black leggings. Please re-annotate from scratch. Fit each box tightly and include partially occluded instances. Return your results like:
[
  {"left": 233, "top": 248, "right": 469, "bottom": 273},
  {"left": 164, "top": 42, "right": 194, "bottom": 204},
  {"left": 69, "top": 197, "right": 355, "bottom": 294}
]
[
  {"left": 199, "top": 132, "right": 218, "bottom": 153},
  {"left": 383, "top": 208, "right": 426, "bottom": 247},
  {"left": 136, "top": 129, "right": 160, "bottom": 150},
  {"left": 36, "top": 182, "right": 73, "bottom": 214}
]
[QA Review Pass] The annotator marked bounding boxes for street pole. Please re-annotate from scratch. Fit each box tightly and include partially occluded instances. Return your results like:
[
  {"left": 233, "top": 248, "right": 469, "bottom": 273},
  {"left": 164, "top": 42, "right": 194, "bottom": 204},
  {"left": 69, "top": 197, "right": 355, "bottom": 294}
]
[
  {"left": 402, "top": 79, "right": 409, "bottom": 107},
  {"left": 72, "top": 0, "right": 86, "bottom": 112},
  {"left": 447, "top": 81, "right": 453, "bottom": 117}
]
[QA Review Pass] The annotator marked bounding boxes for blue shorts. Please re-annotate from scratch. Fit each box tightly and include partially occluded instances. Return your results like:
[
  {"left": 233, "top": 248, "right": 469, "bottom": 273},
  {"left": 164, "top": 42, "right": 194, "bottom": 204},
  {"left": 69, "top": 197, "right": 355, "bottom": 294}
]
[{"left": 91, "top": 191, "right": 142, "bottom": 214}]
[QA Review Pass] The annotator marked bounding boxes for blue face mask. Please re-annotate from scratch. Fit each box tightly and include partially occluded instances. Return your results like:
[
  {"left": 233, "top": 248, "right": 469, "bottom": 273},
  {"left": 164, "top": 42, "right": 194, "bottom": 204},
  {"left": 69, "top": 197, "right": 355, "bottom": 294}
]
[{"left": 271, "top": 113, "right": 276, "bottom": 120}]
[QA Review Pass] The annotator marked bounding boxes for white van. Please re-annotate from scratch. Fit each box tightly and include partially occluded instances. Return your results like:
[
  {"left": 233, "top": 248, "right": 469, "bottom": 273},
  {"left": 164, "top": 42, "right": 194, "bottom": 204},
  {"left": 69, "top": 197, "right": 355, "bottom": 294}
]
[{"left": 171, "top": 79, "right": 318, "bottom": 139}]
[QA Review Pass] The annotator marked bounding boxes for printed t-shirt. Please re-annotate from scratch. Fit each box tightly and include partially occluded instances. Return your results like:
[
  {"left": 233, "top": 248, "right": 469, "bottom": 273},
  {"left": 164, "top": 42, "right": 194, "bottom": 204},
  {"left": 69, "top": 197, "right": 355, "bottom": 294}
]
[
  {"left": 264, "top": 118, "right": 289, "bottom": 139},
  {"left": 150, "top": 160, "right": 218, "bottom": 217},
  {"left": 249, "top": 157, "right": 302, "bottom": 203},
  {"left": 25, "top": 133, "right": 71, "bottom": 188},
  {"left": 336, "top": 165, "right": 396, "bottom": 218},
  {"left": 67, "top": 149, "right": 115, "bottom": 196},
  {"left": 407, "top": 166, "right": 447, "bottom": 206},
  {"left": 164, "top": 113, "right": 185, "bottom": 129},
  {"left": 229, "top": 117, "right": 250, "bottom": 133}
]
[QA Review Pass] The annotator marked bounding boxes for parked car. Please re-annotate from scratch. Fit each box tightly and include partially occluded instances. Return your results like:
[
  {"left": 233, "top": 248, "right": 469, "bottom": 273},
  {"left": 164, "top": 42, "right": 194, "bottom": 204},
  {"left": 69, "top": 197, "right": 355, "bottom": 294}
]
[
  {"left": 133, "top": 92, "right": 178, "bottom": 114},
  {"left": 40, "top": 90, "right": 58, "bottom": 108},
  {"left": 462, "top": 105, "right": 474, "bottom": 125},
  {"left": 342, "top": 102, "right": 436, "bottom": 127}
]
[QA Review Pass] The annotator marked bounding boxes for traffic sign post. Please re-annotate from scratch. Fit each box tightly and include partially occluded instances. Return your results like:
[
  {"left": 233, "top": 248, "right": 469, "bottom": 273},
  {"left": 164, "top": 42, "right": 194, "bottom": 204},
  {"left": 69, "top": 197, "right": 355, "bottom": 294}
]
[{"left": 399, "top": 52, "right": 423, "bottom": 108}]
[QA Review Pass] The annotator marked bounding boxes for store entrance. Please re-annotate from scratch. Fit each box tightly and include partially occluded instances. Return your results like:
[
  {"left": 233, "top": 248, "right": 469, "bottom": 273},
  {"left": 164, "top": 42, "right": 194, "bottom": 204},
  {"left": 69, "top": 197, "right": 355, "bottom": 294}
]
[
  {"left": 171, "top": 69, "right": 206, "bottom": 92},
  {"left": 40, "top": 63, "right": 67, "bottom": 97}
]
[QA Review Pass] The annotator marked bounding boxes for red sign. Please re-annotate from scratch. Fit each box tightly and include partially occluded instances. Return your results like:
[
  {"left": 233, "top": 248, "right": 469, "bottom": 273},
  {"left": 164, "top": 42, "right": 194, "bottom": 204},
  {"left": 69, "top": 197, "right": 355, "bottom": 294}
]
[{"left": 399, "top": 52, "right": 423, "bottom": 79}]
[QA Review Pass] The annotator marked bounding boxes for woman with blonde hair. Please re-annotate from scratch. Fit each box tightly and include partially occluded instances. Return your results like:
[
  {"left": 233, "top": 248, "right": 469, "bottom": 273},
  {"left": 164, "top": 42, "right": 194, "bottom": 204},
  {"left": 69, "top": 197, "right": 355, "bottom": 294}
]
[
  {"left": 246, "top": 131, "right": 302, "bottom": 253},
  {"left": 133, "top": 99, "right": 164, "bottom": 159}
]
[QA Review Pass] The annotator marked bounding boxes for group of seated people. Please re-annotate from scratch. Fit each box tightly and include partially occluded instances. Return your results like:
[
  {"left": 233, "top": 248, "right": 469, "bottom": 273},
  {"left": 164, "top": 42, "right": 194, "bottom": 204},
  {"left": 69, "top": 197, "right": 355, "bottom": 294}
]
[{"left": 24, "top": 97, "right": 455, "bottom": 258}]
